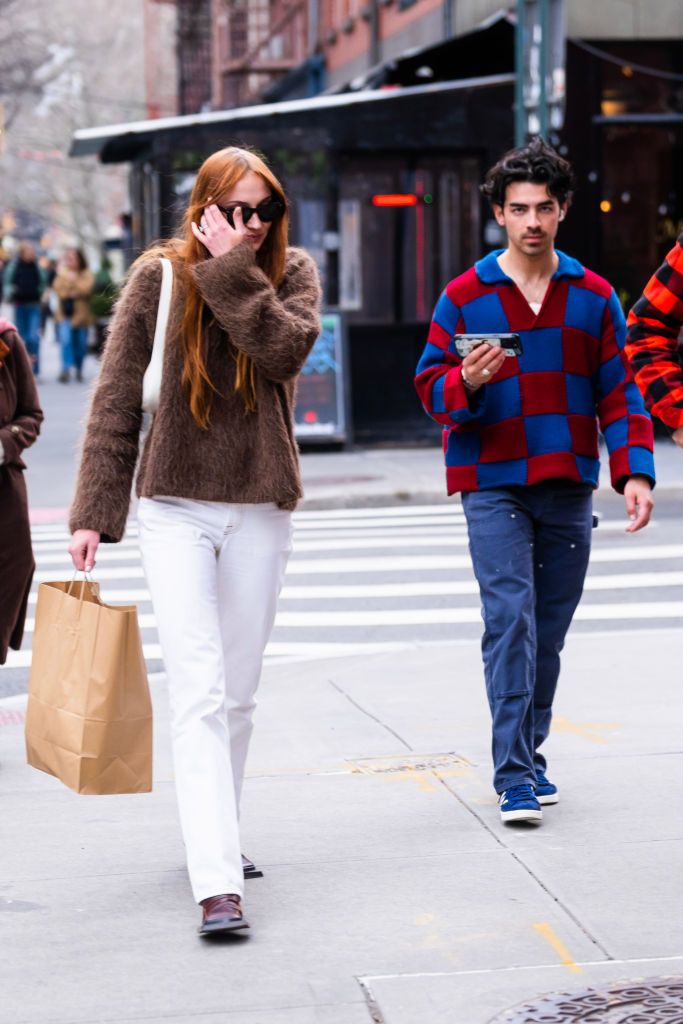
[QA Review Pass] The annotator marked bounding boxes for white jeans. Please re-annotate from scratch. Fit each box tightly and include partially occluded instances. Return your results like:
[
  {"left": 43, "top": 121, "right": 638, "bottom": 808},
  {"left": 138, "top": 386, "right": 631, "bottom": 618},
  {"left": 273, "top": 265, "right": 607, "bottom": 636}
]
[{"left": 137, "top": 497, "right": 292, "bottom": 903}]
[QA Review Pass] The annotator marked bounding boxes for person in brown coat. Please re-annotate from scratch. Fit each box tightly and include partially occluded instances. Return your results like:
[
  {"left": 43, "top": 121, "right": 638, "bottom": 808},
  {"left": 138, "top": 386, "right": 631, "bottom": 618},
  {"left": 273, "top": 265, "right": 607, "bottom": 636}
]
[
  {"left": 52, "top": 248, "right": 94, "bottom": 383},
  {"left": 0, "top": 318, "right": 44, "bottom": 664},
  {"left": 68, "top": 146, "right": 322, "bottom": 937}
]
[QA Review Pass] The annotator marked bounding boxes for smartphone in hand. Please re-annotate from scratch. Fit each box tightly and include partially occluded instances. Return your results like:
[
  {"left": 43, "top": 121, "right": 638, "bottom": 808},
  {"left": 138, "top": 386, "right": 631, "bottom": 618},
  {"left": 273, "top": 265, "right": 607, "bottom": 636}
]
[{"left": 454, "top": 333, "right": 523, "bottom": 358}]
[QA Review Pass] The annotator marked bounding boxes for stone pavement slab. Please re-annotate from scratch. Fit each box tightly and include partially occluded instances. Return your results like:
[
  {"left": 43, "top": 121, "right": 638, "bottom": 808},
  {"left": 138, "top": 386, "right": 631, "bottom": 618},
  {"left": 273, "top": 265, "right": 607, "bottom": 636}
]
[
  {"left": 98, "top": 1010, "right": 372, "bottom": 1024},
  {"left": 364, "top": 957, "right": 683, "bottom": 1024}
]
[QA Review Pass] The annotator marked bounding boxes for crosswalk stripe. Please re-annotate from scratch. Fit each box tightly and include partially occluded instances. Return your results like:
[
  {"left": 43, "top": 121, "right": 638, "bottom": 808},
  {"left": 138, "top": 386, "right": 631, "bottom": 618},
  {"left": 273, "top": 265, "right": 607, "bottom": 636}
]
[
  {"left": 34, "top": 550, "right": 144, "bottom": 565},
  {"left": 28, "top": 516, "right": 655, "bottom": 549},
  {"left": 293, "top": 535, "right": 471, "bottom": 552},
  {"left": 283, "top": 546, "right": 683, "bottom": 574},
  {"left": 31, "top": 539, "right": 141, "bottom": 554},
  {"left": 28, "top": 588, "right": 152, "bottom": 605},
  {"left": 293, "top": 516, "right": 463, "bottom": 531},
  {"left": 293, "top": 504, "right": 459, "bottom": 520},
  {"left": 25, "top": 570, "right": 683, "bottom": 606},
  {"left": 33, "top": 566, "right": 146, "bottom": 583},
  {"left": 21, "top": 600, "right": 683, "bottom": 635},
  {"left": 2, "top": 639, "right": 414, "bottom": 670},
  {"left": 29, "top": 543, "right": 683, "bottom": 581},
  {"left": 29, "top": 525, "right": 470, "bottom": 554}
]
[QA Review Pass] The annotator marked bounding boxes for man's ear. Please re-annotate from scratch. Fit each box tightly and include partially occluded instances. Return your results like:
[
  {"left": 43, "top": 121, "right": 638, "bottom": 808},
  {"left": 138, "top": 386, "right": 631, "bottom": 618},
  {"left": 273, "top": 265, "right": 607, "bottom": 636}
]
[
  {"left": 558, "top": 203, "right": 568, "bottom": 222},
  {"left": 492, "top": 204, "right": 505, "bottom": 227}
]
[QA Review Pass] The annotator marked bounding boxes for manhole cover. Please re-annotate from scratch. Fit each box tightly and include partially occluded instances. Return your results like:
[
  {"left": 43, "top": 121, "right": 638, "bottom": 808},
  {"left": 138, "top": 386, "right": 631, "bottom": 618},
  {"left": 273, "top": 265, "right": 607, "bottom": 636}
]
[
  {"left": 491, "top": 976, "right": 683, "bottom": 1023},
  {"left": 348, "top": 752, "right": 473, "bottom": 775}
]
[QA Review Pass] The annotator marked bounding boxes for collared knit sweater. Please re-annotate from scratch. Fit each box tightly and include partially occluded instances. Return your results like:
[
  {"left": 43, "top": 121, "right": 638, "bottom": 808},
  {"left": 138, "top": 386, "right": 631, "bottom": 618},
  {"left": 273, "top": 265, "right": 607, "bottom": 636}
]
[
  {"left": 69, "top": 243, "right": 321, "bottom": 543},
  {"left": 415, "top": 249, "right": 655, "bottom": 495}
]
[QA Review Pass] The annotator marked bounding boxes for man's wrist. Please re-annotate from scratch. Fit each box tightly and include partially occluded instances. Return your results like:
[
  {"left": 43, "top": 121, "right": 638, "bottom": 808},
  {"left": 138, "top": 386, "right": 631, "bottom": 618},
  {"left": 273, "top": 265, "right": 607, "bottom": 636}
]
[{"left": 461, "top": 368, "right": 479, "bottom": 392}]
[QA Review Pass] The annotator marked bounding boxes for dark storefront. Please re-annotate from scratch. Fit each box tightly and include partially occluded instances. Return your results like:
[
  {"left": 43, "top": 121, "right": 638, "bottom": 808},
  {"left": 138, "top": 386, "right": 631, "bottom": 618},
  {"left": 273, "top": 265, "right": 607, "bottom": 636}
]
[
  {"left": 559, "top": 37, "right": 683, "bottom": 314},
  {"left": 71, "top": 16, "right": 683, "bottom": 443}
]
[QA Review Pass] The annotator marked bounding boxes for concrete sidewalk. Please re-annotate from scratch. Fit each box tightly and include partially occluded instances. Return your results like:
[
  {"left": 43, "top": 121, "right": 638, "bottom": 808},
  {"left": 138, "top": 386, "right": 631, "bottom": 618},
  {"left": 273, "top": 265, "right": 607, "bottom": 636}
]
[{"left": 3, "top": 626, "right": 683, "bottom": 1023}]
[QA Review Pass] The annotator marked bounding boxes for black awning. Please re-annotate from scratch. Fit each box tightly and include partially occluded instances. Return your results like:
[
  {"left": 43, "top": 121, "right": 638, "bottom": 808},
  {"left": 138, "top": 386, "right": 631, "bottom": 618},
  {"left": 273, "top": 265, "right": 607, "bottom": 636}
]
[
  {"left": 70, "top": 72, "right": 515, "bottom": 164},
  {"left": 331, "top": 12, "right": 514, "bottom": 93}
]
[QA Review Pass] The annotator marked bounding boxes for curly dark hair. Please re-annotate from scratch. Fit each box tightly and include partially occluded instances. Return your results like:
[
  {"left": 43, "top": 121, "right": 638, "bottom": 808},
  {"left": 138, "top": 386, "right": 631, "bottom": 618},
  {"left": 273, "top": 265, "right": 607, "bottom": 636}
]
[{"left": 480, "top": 137, "right": 575, "bottom": 208}]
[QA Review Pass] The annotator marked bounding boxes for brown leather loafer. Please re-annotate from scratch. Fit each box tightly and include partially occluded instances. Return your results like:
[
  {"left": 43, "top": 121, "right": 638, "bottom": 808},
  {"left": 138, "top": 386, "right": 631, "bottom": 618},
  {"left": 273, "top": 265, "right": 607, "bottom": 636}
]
[{"left": 198, "top": 894, "right": 250, "bottom": 936}]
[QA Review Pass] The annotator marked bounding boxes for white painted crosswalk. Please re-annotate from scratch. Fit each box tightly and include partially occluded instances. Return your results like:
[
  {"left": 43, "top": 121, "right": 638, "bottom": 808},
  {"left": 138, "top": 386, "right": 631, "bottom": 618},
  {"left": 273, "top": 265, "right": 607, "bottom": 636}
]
[{"left": 5, "top": 501, "right": 681, "bottom": 671}]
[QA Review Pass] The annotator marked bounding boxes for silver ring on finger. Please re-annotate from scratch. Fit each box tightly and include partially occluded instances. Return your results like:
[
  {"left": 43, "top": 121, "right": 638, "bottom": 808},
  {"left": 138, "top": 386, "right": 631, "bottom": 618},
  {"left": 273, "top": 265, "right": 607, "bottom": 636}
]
[{"left": 481, "top": 368, "right": 491, "bottom": 377}]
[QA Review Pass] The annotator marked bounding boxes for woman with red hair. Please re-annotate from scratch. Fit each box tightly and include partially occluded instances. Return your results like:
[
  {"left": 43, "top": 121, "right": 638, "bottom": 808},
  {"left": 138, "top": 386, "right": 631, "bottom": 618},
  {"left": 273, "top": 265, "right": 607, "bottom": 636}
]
[{"left": 68, "top": 146, "right": 321, "bottom": 936}]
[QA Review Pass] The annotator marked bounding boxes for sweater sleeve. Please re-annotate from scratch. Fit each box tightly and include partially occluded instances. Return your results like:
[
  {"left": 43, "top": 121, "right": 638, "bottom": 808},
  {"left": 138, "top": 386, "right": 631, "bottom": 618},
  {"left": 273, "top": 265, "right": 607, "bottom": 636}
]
[
  {"left": 0, "top": 331, "right": 44, "bottom": 467},
  {"left": 414, "top": 288, "right": 486, "bottom": 427},
  {"left": 625, "top": 235, "right": 683, "bottom": 430},
  {"left": 596, "top": 289, "right": 655, "bottom": 493},
  {"left": 69, "top": 260, "right": 160, "bottom": 542},
  {"left": 190, "top": 244, "right": 322, "bottom": 383}
]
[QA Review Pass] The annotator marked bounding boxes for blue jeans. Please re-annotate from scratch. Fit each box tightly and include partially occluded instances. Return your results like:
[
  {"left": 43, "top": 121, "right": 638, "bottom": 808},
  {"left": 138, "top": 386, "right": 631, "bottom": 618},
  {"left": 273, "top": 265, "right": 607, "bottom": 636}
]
[
  {"left": 13, "top": 304, "right": 41, "bottom": 376},
  {"left": 57, "top": 321, "right": 88, "bottom": 374},
  {"left": 462, "top": 483, "right": 593, "bottom": 793}
]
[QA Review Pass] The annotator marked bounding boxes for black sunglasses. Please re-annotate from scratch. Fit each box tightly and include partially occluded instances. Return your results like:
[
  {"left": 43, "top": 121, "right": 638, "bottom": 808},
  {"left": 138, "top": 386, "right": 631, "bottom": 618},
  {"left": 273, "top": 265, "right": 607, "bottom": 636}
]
[{"left": 216, "top": 197, "right": 285, "bottom": 229}]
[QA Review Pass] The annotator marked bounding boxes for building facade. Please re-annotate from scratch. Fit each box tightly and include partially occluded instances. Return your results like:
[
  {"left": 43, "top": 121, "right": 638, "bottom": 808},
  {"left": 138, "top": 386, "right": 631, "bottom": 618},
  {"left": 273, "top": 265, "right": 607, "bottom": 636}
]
[{"left": 75, "top": 0, "right": 683, "bottom": 441}]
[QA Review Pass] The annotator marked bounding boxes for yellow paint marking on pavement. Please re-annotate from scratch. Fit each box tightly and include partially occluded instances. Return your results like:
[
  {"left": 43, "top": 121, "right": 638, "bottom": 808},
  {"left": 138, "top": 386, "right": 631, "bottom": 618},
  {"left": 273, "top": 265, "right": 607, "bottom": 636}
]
[
  {"left": 397, "top": 769, "right": 437, "bottom": 793},
  {"left": 386, "top": 767, "right": 474, "bottom": 792},
  {"left": 552, "top": 717, "right": 622, "bottom": 745},
  {"left": 415, "top": 913, "right": 436, "bottom": 926},
  {"left": 433, "top": 767, "right": 475, "bottom": 782},
  {"left": 414, "top": 912, "right": 448, "bottom": 953},
  {"left": 533, "top": 923, "right": 582, "bottom": 973}
]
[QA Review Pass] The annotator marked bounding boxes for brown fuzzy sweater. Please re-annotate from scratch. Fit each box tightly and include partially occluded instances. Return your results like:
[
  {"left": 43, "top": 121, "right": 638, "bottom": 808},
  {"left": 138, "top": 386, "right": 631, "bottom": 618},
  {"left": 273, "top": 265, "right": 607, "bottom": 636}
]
[{"left": 70, "top": 243, "right": 322, "bottom": 542}]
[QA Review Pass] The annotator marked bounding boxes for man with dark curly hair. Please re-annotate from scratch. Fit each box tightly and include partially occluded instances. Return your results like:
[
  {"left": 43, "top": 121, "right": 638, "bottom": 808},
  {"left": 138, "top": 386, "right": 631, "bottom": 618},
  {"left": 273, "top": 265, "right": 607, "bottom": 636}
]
[{"left": 415, "top": 138, "right": 655, "bottom": 825}]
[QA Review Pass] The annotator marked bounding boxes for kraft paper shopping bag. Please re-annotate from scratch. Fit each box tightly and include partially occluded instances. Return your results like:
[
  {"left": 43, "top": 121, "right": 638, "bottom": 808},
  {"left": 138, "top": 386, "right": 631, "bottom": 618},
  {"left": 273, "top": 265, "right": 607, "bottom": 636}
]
[{"left": 25, "top": 579, "right": 153, "bottom": 794}]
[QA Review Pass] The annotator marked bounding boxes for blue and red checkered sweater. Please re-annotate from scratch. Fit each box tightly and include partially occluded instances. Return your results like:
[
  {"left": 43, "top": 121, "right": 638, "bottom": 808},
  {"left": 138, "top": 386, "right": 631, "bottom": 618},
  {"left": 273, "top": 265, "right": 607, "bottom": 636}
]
[{"left": 415, "top": 249, "right": 655, "bottom": 495}]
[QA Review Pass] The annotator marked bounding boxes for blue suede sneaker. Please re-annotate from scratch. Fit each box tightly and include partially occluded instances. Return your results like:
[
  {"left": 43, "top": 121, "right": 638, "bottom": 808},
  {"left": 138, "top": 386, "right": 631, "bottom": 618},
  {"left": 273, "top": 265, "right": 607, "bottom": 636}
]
[
  {"left": 535, "top": 771, "right": 559, "bottom": 805},
  {"left": 499, "top": 784, "right": 542, "bottom": 823}
]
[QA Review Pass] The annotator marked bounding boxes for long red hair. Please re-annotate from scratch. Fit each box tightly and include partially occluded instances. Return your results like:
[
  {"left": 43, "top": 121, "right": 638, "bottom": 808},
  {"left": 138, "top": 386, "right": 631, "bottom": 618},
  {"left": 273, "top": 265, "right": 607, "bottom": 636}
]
[{"left": 134, "top": 146, "right": 289, "bottom": 428}]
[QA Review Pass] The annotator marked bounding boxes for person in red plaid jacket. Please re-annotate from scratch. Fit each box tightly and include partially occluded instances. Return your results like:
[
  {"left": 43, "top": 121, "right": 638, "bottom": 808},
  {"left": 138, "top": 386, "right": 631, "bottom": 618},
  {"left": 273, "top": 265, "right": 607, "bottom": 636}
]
[{"left": 625, "top": 234, "right": 683, "bottom": 447}]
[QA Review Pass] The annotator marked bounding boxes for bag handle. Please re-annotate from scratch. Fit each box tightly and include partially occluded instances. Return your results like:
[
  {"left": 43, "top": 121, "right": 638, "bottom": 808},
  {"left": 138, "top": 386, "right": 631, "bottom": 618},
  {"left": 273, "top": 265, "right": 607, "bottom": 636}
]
[
  {"left": 66, "top": 571, "right": 96, "bottom": 609},
  {"left": 141, "top": 257, "right": 173, "bottom": 415}
]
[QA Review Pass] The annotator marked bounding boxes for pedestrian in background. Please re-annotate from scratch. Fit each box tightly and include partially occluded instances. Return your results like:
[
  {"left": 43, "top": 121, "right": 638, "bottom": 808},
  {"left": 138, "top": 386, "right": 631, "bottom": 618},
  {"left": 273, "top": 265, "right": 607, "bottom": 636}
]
[
  {"left": 53, "top": 248, "right": 94, "bottom": 383},
  {"left": 415, "top": 138, "right": 655, "bottom": 826},
  {"left": 89, "top": 254, "right": 119, "bottom": 357},
  {"left": 68, "top": 146, "right": 321, "bottom": 936},
  {"left": 39, "top": 256, "right": 58, "bottom": 337},
  {"left": 0, "top": 317, "right": 44, "bottom": 665},
  {"left": 624, "top": 233, "right": 683, "bottom": 441},
  {"left": 3, "top": 243, "right": 46, "bottom": 378}
]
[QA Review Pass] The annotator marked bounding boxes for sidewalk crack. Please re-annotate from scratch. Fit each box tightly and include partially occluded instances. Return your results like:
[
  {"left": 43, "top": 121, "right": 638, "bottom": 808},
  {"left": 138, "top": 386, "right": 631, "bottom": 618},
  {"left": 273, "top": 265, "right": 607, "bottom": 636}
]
[
  {"left": 434, "top": 774, "right": 614, "bottom": 962},
  {"left": 328, "top": 679, "right": 413, "bottom": 751},
  {"left": 356, "top": 976, "right": 387, "bottom": 1024}
]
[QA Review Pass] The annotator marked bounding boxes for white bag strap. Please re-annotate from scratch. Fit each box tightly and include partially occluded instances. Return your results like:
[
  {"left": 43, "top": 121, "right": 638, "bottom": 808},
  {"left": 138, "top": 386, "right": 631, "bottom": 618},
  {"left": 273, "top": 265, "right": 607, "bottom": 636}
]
[{"left": 141, "top": 257, "right": 173, "bottom": 414}]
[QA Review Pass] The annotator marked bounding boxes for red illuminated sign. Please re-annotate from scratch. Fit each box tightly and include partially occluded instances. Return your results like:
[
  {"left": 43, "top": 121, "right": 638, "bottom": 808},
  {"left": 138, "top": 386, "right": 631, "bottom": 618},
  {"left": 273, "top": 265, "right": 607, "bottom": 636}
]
[{"left": 372, "top": 194, "right": 418, "bottom": 208}]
